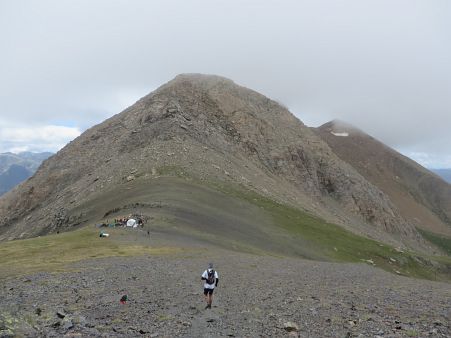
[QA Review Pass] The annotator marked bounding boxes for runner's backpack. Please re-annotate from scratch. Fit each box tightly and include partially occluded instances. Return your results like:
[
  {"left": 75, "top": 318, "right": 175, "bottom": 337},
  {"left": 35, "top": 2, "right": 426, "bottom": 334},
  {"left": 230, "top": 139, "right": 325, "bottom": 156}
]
[{"left": 206, "top": 269, "right": 215, "bottom": 285}]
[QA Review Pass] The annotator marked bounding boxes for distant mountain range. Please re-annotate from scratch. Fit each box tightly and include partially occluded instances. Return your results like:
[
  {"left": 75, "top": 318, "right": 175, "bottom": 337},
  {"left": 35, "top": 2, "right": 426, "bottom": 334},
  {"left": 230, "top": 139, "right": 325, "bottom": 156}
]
[
  {"left": 430, "top": 169, "right": 451, "bottom": 184},
  {"left": 0, "top": 152, "right": 53, "bottom": 196}
]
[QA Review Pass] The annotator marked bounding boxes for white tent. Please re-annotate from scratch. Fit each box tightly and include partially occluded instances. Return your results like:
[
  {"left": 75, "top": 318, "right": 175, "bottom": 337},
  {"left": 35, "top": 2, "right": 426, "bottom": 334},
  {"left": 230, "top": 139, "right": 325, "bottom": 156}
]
[{"left": 126, "top": 219, "right": 137, "bottom": 228}]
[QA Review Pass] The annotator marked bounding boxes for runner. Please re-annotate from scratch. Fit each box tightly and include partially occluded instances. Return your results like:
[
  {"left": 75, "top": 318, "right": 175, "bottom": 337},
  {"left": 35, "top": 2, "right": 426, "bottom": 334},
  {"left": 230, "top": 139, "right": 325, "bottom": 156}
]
[{"left": 201, "top": 263, "right": 219, "bottom": 309}]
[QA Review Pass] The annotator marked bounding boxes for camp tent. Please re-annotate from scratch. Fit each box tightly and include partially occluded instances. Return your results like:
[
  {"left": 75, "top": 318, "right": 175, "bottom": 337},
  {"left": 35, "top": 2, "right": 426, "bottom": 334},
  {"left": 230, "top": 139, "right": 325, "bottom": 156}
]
[{"left": 126, "top": 219, "right": 137, "bottom": 228}]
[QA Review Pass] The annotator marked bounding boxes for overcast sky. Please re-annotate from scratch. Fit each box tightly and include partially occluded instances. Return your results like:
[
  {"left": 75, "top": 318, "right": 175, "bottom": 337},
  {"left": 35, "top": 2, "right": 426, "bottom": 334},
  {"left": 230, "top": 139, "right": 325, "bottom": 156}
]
[{"left": 0, "top": 1, "right": 450, "bottom": 168}]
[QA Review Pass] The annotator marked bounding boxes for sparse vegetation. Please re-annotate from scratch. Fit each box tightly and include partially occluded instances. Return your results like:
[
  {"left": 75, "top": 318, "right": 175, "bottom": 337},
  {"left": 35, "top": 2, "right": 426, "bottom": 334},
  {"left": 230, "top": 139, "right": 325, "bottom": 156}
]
[
  {"left": 157, "top": 165, "right": 188, "bottom": 177},
  {"left": 0, "top": 226, "right": 183, "bottom": 279},
  {"left": 406, "top": 329, "right": 419, "bottom": 337},
  {"left": 417, "top": 228, "right": 451, "bottom": 255}
]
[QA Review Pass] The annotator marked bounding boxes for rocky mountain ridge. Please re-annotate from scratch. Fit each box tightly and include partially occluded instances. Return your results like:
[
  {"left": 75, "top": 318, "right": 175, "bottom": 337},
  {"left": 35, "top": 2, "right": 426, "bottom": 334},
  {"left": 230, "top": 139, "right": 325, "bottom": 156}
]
[
  {"left": 314, "top": 120, "right": 451, "bottom": 237},
  {"left": 0, "top": 74, "right": 434, "bottom": 251}
]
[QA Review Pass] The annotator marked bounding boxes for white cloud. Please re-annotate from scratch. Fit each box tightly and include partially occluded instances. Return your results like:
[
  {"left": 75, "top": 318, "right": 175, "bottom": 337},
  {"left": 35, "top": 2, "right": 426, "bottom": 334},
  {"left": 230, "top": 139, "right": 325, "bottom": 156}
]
[
  {"left": 0, "top": 125, "right": 81, "bottom": 153},
  {"left": 398, "top": 150, "right": 451, "bottom": 169}
]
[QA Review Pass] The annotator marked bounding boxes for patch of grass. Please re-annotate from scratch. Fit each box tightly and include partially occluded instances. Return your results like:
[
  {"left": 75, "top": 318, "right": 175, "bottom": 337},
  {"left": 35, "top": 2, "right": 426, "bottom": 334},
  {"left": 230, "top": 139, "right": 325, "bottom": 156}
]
[
  {"left": 417, "top": 228, "right": 451, "bottom": 255},
  {"left": 157, "top": 314, "right": 172, "bottom": 321},
  {"left": 361, "top": 313, "right": 373, "bottom": 321},
  {"left": 0, "top": 313, "right": 20, "bottom": 336},
  {"left": 0, "top": 227, "right": 182, "bottom": 279},
  {"left": 406, "top": 329, "right": 419, "bottom": 337},
  {"left": 110, "top": 318, "right": 124, "bottom": 324},
  {"left": 157, "top": 165, "right": 187, "bottom": 177}
]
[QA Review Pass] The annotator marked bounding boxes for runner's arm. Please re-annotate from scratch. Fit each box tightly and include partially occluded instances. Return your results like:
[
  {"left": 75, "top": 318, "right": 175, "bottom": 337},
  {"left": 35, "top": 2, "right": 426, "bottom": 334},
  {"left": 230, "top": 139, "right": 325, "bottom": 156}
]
[{"left": 215, "top": 278, "right": 219, "bottom": 287}]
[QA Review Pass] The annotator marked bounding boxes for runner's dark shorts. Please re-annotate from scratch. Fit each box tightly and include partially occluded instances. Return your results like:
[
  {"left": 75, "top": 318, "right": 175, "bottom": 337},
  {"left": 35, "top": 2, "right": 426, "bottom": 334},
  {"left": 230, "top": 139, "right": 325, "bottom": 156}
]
[{"left": 204, "top": 288, "right": 214, "bottom": 295}]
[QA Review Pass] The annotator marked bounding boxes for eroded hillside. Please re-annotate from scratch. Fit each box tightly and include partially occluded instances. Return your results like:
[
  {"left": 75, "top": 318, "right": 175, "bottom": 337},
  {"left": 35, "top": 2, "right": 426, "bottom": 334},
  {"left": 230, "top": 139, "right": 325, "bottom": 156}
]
[{"left": 315, "top": 120, "right": 451, "bottom": 238}]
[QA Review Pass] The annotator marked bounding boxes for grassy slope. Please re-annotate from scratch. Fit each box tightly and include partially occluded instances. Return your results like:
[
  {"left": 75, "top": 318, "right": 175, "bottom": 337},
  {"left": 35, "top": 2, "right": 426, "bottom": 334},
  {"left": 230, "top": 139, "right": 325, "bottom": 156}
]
[
  {"left": 1, "top": 173, "right": 450, "bottom": 281},
  {"left": 417, "top": 228, "right": 451, "bottom": 256},
  {"left": 213, "top": 182, "right": 451, "bottom": 280},
  {"left": 0, "top": 227, "right": 183, "bottom": 279}
]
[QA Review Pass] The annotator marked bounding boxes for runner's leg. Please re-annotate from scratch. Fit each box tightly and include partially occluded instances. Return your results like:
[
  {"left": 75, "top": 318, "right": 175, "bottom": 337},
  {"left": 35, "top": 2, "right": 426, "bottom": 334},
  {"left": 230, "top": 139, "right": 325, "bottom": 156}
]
[{"left": 208, "top": 290, "right": 213, "bottom": 306}]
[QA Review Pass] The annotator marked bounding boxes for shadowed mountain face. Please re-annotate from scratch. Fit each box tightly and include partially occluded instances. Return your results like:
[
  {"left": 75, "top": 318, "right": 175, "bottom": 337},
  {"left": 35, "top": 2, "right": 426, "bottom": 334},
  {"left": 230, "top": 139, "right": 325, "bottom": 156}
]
[
  {"left": 0, "top": 74, "right": 429, "bottom": 250},
  {"left": 0, "top": 165, "right": 32, "bottom": 196},
  {"left": 0, "top": 152, "right": 52, "bottom": 196},
  {"left": 314, "top": 120, "right": 451, "bottom": 237}
]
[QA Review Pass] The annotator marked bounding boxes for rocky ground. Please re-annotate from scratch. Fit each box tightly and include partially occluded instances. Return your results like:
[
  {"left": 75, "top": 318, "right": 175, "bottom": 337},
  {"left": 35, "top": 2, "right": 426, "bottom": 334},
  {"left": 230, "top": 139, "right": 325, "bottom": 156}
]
[{"left": 1, "top": 249, "right": 450, "bottom": 338}]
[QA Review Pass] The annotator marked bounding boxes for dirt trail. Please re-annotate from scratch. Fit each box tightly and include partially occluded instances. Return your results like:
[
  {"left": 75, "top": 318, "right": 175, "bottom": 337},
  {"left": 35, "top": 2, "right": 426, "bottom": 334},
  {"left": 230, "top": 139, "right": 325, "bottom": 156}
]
[{"left": 185, "top": 305, "right": 222, "bottom": 338}]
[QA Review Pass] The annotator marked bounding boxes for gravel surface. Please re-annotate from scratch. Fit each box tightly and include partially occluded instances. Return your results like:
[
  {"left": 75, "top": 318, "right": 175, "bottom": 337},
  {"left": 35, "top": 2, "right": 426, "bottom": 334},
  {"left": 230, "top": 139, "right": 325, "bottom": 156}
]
[{"left": 1, "top": 250, "right": 450, "bottom": 337}]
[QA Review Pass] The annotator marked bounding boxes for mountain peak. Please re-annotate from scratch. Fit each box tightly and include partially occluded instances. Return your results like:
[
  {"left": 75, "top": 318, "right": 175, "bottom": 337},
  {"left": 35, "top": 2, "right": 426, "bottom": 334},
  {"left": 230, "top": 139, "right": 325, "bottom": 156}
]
[
  {"left": 171, "top": 73, "right": 235, "bottom": 84},
  {"left": 156, "top": 73, "right": 238, "bottom": 93}
]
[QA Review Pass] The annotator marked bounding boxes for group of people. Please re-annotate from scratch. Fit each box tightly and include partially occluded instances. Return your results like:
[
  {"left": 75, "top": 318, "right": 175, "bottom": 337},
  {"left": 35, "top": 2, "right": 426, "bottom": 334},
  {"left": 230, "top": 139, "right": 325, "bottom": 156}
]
[{"left": 111, "top": 216, "right": 144, "bottom": 227}]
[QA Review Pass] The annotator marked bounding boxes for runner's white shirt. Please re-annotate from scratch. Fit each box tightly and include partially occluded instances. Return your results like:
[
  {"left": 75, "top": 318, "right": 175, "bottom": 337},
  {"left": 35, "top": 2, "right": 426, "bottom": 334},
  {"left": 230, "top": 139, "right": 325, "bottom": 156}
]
[{"left": 202, "top": 269, "right": 219, "bottom": 289}]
